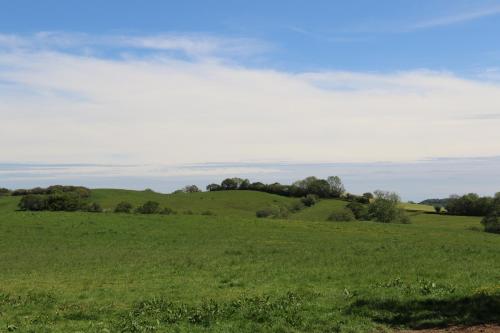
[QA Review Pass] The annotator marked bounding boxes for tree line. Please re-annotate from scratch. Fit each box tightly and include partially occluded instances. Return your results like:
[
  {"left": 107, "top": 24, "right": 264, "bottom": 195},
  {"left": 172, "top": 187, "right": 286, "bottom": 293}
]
[{"left": 205, "top": 176, "right": 374, "bottom": 203}]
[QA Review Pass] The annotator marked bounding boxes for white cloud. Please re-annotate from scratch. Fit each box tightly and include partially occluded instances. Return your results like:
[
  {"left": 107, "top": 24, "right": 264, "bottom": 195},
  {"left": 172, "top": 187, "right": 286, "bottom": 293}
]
[
  {"left": 1, "top": 33, "right": 500, "bottom": 166},
  {"left": 412, "top": 5, "right": 500, "bottom": 29}
]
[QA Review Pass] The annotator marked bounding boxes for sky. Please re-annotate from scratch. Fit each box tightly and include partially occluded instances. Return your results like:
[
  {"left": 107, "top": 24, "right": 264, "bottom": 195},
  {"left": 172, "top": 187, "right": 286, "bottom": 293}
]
[{"left": 1, "top": 0, "right": 500, "bottom": 200}]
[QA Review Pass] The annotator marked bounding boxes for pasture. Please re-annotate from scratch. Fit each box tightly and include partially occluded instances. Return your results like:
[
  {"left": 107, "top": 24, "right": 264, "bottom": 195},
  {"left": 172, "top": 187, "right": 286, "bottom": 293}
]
[{"left": 0, "top": 190, "right": 499, "bottom": 332}]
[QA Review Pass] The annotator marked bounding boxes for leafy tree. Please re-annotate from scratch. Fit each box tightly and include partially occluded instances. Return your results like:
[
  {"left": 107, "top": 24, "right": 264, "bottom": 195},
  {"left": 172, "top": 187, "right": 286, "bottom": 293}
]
[
  {"left": 18, "top": 194, "right": 47, "bottom": 211},
  {"left": 327, "top": 176, "right": 345, "bottom": 198},
  {"left": 221, "top": 178, "right": 239, "bottom": 190},
  {"left": 182, "top": 185, "right": 201, "bottom": 193},
  {"left": 434, "top": 205, "right": 443, "bottom": 214},
  {"left": 135, "top": 201, "right": 160, "bottom": 214},
  {"left": 206, "top": 184, "right": 221, "bottom": 191},
  {"left": 368, "top": 190, "right": 410, "bottom": 224},
  {"left": 115, "top": 201, "right": 133, "bottom": 213}
]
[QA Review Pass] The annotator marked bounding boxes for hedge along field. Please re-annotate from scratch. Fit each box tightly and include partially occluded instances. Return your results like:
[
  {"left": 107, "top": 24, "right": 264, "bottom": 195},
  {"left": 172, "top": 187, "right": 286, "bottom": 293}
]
[{"left": 1, "top": 191, "right": 500, "bottom": 333}]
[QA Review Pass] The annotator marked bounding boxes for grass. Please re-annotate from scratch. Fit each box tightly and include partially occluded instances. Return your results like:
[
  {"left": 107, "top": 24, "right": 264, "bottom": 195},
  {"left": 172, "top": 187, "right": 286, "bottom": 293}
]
[{"left": 0, "top": 190, "right": 499, "bottom": 332}]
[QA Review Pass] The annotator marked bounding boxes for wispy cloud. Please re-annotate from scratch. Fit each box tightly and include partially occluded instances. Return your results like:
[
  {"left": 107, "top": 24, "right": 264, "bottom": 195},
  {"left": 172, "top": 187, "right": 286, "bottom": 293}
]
[
  {"left": 412, "top": 5, "right": 500, "bottom": 30},
  {"left": 1, "top": 32, "right": 500, "bottom": 169}
]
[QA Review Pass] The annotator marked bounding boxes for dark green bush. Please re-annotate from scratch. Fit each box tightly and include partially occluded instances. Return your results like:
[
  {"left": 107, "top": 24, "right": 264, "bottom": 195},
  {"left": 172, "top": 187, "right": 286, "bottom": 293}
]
[
  {"left": 160, "top": 207, "right": 177, "bottom": 215},
  {"left": 328, "top": 208, "right": 356, "bottom": 222},
  {"left": 114, "top": 201, "right": 133, "bottom": 213},
  {"left": 300, "top": 194, "right": 318, "bottom": 207},
  {"left": 46, "top": 191, "right": 83, "bottom": 211},
  {"left": 135, "top": 201, "right": 160, "bottom": 214},
  {"left": 368, "top": 191, "right": 410, "bottom": 224},
  {"left": 18, "top": 194, "right": 48, "bottom": 211},
  {"left": 85, "top": 202, "right": 103, "bottom": 213},
  {"left": 482, "top": 214, "right": 500, "bottom": 234},
  {"left": 346, "top": 201, "right": 368, "bottom": 220}
]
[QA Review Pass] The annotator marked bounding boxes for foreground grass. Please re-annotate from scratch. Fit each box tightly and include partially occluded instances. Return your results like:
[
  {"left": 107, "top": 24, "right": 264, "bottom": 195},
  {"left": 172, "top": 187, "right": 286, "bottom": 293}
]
[{"left": 0, "top": 204, "right": 499, "bottom": 332}]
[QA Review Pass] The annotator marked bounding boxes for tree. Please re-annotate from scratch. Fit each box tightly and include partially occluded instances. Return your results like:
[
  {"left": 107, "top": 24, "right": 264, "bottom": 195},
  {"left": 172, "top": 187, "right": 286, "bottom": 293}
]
[
  {"left": 206, "top": 184, "right": 221, "bottom": 191},
  {"left": 368, "top": 190, "right": 410, "bottom": 224},
  {"left": 182, "top": 185, "right": 201, "bottom": 193},
  {"left": 115, "top": 201, "right": 133, "bottom": 213},
  {"left": 86, "top": 202, "right": 103, "bottom": 213},
  {"left": 434, "top": 205, "right": 443, "bottom": 214},
  {"left": 221, "top": 178, "right": 239, "bottom": 190},
  {"left": 327, "top": 176, "right": 345, "bottom": 198}
]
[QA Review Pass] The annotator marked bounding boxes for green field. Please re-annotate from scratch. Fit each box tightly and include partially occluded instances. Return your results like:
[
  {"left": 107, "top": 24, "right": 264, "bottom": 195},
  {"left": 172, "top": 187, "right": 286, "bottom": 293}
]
[{"left": 0, "top": 190, "right": 499, "bottom": 332}]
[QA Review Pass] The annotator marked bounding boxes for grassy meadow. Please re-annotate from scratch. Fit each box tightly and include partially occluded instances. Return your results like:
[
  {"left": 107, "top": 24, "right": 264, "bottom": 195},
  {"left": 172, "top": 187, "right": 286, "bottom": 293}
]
[{"left": 0, "top": 190, "right": 499, "bottom": 332}]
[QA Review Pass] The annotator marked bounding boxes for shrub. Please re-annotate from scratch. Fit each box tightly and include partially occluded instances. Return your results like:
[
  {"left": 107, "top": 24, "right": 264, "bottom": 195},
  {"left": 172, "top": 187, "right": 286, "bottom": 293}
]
[
  {"left": 256, "top": 208, "right": 274, "bottom": 218},
  {"left": 46, "top": 191, "right": 84, "bottom": 211},
  {"left": 300, "top": 194, "right": 318, "bottom": 207},
  {"left": 346, "top": 201, "right": 368, "bottom": 220},
  {"left": 201, "top": 210, "right": 215, "bottom": 216},
  {"left": 368, "top": 190, "right": 410, "bottom": 224},
  {"left": 0, "top": 188, "right": 11, "bottom": 196},
  {"left": 86, "top": 202, "right": 103, "bottom": 213},
  {"left": 182, "top": 185, "right": 201, "bottom": 193},
  {"left": 434, "top": 205, "right": 443, "bottom": 214},
  {"left": 328, "top": 208, "right": 356, "bottom": 222},
  {"left": 160, "top": 207, "right": 177, "bottom": 215},
  {"left": 114, "top": 201, "right": 133, "bottom": 213},
  {"left": 135, "top": 201, "right": 160, "bottom": 214},
  {"left": 18, "top": 194, "right": 47, "bottom": 211},
  {"left": 482, "top": 214, "right": 500, "bottom": 234},
  {"left": 289, "top": 200, "right": 305, "bottom": 212},
  {"left": 256, "top": 206, "right": 289, "bottom": 219}
]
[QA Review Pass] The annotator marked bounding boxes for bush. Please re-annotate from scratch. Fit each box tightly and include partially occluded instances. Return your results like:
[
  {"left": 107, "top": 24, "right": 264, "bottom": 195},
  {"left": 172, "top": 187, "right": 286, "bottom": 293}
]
[
  {"left": 201, "top": 210, "right": 216, "bottom": 216},
  {"left": 289, "top": 200, "right": 305, "bottom": 212},
  {"left": 328, "top": 208, "right": 356, "bottom": 222},
  {"left": 46, "top": 191, "right": 85, "bottom": 211},
  {"left": 346, "top": 201, "right": 368, "bottom": 220},
  {"left": 368, "top": 190, "right": 410, "bottom": 224},
  {"left": 135, "top": 201, "right": 160, "bottom": 214},
  {"left": 256, "top": 208, "right": 274, "bottom": 218},
  {"left": 114, "top": 201, "right": 133, "bottom": 213},
  {"left": 86, "top": 202, "right": 103, "bottom": 213},
  {"left": 256, "top": 206, "right": 289, "bottom": 219},
  {"left": 160, "top": 207, "right": 177, "bottom": 215},
  {"left": 482, "top": 214, "right": 500, "bottom": 234},
  {"left": 0, "top": 188, "right": 11, "bottom": 196},
  {"left": 434, "top": 205, "right": 443, "bottom": 214},
  {"left": 300, "top": 194, "right": 318, "bottom": 207},
  {"left": 18, "top": 194, "right": 47, "bottom": 211}
]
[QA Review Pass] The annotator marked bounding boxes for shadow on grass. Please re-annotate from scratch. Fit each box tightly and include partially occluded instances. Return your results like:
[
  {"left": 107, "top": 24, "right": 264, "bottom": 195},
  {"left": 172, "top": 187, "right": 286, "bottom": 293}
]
[{"left": 346, "top": 293, "right": 500, "bottom": 330}]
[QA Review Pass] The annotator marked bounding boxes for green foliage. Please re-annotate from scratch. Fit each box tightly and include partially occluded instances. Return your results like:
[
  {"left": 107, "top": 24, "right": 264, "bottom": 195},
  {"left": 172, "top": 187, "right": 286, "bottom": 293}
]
[
  {"left": 346, "top": 201, "right": 368, "bottom": 220},
  {"left": 300, "top": 194, "right": 318, "bottom": 207},
  {"left": 445, "top": 193, "right": 495, "bottom": 216},
  {"left": 135, "top": 201, "right": 161, "bottom": 214},
  {"left": 114, "top": 201, "right": 133, "bottom": 213},
  {"left": 18, "top": 194, "right": 47, "bottom": 211},
  {"left": 482, "top": 213, "right": 500, "bottom": 234},
  {"left": 256, "top": 205, "right": 289, "bottom": 219},
  {"left": 368, "top": 190, "right": 410, "bottom": 224},
  {"left": 181, "top": 185, "right": 201, "bottom": 193},
  {"left": 85, "top": 202, "right": 103, "bottom": 213},
  {"left": 160, "top": 207, "right": 177, "bottom": 215},
  {"left": 0, "top": 187, "right": 11, "bottom": 196},
  {"left": 327, "top": 208, "right": 356, "bottom": 222}
]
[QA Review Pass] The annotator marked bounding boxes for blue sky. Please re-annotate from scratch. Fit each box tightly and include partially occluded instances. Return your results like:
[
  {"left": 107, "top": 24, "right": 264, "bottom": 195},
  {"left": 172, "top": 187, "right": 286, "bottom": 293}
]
[
  {"left": 1, "top": 1, "right": 500, "bottom": 199},
  {"left": 2, "top": 0, "right": 500, "bottom": 73}
]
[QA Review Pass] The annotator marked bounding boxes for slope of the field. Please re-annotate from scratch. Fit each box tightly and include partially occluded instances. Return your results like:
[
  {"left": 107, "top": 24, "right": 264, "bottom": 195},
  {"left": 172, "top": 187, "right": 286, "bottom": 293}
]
[
  {"left": 289, "top": 199, "right": 348, "bottom": 221},
  {"left": 90, "top": 189, "right": 298, "bottom": 218},
  {"left": 401, "top": 202, "right": 436, "bottom": 212},
  {"left": 0, "top": 194, "right": 498, "bottom": 332}
]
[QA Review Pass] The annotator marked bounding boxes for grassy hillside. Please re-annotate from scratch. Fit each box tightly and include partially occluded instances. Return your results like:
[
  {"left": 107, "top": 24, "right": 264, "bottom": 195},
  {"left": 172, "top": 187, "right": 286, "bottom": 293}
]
[
  {"left": 0, "top": 189, "right": 499, "bottom": 332},
  {"left": 289, "top": 199, "right": 348, "bottom": 221},
  {"left": 400, "top": 202, "right": 436, "bottom": 213},
  {"left": 90, "top": 189, "right": 300, "bottom": 218}
]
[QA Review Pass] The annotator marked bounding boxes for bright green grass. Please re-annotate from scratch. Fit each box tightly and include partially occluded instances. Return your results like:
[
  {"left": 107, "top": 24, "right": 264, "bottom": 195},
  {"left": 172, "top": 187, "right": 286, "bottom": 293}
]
[
  {"left": 400, "top": 202, "right": 436, "bottom": 212},
  {"left": 289, "top": 199, "right": 348, "bottom": 221},
  {"left": 0, "top": 192, "right": 499, "bottom": 332}
]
